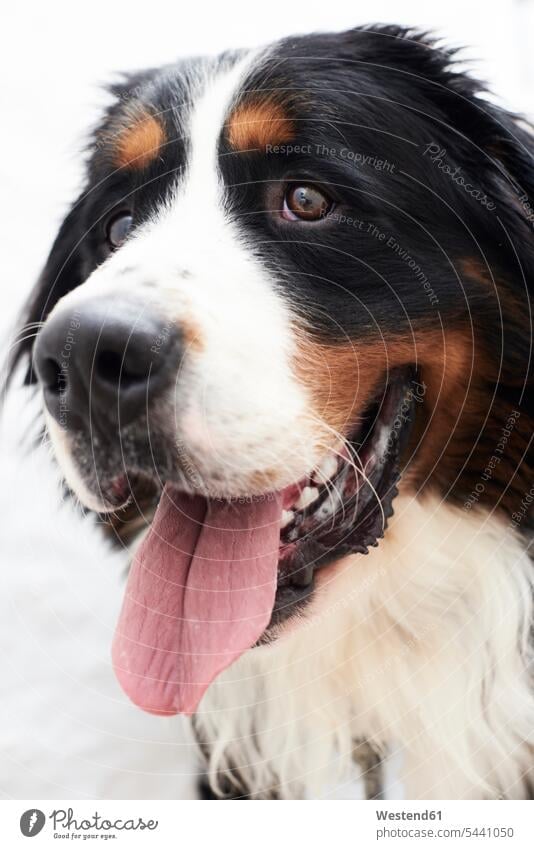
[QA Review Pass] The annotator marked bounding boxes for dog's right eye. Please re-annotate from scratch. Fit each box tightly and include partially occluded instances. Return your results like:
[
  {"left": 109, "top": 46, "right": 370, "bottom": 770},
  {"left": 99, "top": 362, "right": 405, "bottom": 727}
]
[
  {"left": 282, "top": 183, "right": 333, "bottom": 222},
  {"left": 106, "top": 212, "right": 133, "bottom": 248}
]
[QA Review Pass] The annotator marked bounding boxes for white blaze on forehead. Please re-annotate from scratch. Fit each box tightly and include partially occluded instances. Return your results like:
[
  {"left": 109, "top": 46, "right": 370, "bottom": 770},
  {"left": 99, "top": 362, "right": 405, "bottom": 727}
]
[
  {"left": 181, "top": 55, "right": 253, "bottom": 206},
  {"left": 148, "top": 52, "right": 260, "bottom": 233}
]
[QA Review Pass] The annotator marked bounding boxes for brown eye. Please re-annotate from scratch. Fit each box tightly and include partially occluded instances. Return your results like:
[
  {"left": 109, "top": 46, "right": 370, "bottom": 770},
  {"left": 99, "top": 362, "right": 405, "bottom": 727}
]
[
  {"left": 282, "top": 184, "right": 332, "bottom": 221},
  {"left": 106, "top": 212, "right": 133, "bottom": 248}
]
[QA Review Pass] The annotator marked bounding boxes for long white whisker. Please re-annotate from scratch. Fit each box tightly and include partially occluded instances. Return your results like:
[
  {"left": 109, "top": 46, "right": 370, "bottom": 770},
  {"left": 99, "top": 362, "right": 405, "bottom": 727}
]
[{"left": 305, "top": 414, "right": 386, "bottom": 535}]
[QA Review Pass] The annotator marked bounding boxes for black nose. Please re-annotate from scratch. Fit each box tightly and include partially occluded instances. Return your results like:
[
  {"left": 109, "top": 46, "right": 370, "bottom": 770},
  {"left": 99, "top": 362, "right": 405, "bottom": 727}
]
[{"left": 33, "top": 299, "right": 179, "bottom": 432}]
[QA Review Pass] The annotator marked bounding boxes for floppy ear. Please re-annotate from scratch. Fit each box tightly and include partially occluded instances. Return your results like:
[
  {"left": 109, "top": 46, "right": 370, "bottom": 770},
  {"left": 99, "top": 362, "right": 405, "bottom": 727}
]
[{"left": 8, "top": 196, "right": 88, "bottom": 387}]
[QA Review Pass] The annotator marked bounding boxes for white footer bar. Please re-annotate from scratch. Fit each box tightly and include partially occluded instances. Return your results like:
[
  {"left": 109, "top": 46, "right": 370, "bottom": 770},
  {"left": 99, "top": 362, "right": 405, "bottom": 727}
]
[{"left": 1, "top": 799, "right": 532, "bottom": 848}]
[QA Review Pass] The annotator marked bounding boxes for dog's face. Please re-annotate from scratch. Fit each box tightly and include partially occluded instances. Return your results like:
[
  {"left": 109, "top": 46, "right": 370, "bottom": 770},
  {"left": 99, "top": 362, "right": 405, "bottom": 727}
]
[{"left": 20, "top": 27, "right": 534, "bottom": 714}]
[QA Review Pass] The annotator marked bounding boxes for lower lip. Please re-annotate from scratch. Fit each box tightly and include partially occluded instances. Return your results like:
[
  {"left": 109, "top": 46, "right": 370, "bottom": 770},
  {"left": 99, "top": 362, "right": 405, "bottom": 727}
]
[{"left": 101, "top": 475, "right": 133, "bottom": 509}]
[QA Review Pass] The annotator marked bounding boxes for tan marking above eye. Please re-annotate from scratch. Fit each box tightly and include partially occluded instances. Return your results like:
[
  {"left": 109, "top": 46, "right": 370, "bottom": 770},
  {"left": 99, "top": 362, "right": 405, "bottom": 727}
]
[
  {"left": 226, "top": 99, "right": 295, "bottom": 151},
  {"left": 114, "top": 112, "right": 165, "bottom": 169}
]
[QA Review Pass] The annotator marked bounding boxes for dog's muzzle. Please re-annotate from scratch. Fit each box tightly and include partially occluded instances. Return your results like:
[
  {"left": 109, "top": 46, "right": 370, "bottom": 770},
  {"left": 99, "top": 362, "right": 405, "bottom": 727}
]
[{"left": 33, "top": 298, "right": 179, "bottom": 433}]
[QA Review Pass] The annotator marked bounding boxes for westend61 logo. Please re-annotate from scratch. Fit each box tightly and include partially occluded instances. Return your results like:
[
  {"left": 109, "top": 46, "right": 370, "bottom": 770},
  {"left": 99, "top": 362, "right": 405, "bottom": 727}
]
[{"left": 19, "top": 807, "right": 158, "bottom": 839}]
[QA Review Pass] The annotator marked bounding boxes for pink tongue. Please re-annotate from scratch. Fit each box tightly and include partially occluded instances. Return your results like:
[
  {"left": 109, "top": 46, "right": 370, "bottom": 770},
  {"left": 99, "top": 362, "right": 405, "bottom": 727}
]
[{"left": 112, "top": 484, "right": 282, "bottom": 716}]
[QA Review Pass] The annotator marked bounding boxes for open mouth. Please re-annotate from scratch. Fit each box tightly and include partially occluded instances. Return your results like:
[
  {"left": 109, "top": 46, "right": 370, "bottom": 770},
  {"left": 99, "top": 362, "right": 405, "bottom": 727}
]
[
  {"left": 111, "top": 368, "right": 417, "bottom": 716},
  {"left": 275, "top": 367, "right": 417, "bottom": 620}
]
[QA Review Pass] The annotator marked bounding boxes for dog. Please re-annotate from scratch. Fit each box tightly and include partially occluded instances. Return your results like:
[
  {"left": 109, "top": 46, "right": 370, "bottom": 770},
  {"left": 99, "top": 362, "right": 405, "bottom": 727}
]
[{"left": 9, "top": 24, "right": 534, "bottom": 799}]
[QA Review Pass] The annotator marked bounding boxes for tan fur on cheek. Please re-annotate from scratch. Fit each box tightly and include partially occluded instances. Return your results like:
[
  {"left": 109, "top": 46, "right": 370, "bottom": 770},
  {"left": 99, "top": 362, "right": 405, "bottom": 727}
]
[
  {"left": 298, "top": 324, "right": 530, "bottom": 519},
  {"left": 293, "top": 337, "right": 369, "bottom": 437},
  {"left": 296, "top": 325, "right": 530, "bottom": 517},
  {"left": 226, "top": 100, "right": 295, "bottom": 151},
  {"left": 293, "top": 327, "right": 480, "bottom": 474},
  {"left": 113, "top": 112, "right": 165, "bottom": 169},
  {"left": 293, "top": 333, "right": 423, "bottom": 438}
]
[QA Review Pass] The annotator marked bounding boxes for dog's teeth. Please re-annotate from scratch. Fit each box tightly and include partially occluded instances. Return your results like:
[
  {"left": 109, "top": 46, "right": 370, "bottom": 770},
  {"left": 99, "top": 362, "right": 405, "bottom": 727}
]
[
  {"left": 281, "top": 510, "right": 294, "bottom": 528},
  {"left": 317, "top": 490, "right": 340, "bottom": 520},
  {"left": 294, "top": 486, "right": 319, "bottom": 511},
  {"left": 312, "top": 455, "right": 338, "bottom": 484}
]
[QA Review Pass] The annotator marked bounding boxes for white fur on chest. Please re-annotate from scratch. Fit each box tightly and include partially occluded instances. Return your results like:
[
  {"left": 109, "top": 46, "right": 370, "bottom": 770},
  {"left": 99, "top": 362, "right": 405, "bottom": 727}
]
[{"left": 197, "top": 494, "right": 534, "bottom": 799}]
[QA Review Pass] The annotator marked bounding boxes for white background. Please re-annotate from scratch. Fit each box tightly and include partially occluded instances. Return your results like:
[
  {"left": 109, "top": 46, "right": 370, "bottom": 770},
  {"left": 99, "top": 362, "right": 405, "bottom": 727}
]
[{"left": 0, "top": 0, "right": 533, "bottom": 799}]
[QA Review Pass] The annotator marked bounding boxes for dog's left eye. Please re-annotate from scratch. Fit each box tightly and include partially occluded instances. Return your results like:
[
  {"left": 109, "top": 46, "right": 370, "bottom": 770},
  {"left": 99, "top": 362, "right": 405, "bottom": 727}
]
[
  {"left": 106, "top": 212, "right": 133, "bottom": 248},
  {"left": 282, "top": 184, "right": 333, "bottom": 221}
]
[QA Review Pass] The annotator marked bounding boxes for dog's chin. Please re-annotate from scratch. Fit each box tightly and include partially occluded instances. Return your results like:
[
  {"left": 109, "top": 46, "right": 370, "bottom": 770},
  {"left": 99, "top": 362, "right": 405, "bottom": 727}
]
[{"left": 62, "top": 366, "right": 418, "bottom": 633}]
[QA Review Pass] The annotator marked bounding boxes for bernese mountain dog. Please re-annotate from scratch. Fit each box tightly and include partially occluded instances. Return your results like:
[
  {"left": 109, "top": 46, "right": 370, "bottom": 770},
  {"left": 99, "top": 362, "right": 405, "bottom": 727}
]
[{"left": 9, "top": 25, "right": 534, "bottom": 799}]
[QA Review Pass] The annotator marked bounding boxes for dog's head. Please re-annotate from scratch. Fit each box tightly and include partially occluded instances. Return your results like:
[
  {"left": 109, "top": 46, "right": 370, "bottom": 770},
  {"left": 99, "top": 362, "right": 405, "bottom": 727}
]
[{"left": 13, "top": 26, "right": 534, "bottom": 714}]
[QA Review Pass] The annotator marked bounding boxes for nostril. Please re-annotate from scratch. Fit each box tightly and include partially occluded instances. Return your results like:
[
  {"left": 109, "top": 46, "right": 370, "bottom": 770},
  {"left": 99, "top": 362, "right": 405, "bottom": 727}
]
[
  {"left": 33, "top": 302, "right": 178, "bottom": 431},
  {"left": 96, "top": 350, "right": 147, "bottom": 389},
  {"left": 39, "top": 357, "right": 64, "bottom": 395}
]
